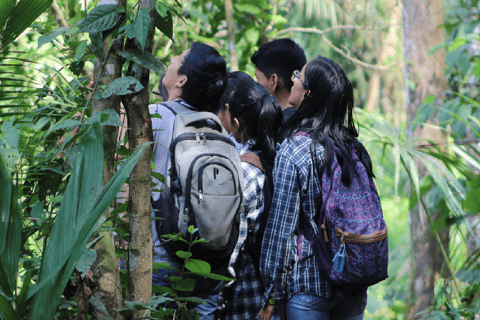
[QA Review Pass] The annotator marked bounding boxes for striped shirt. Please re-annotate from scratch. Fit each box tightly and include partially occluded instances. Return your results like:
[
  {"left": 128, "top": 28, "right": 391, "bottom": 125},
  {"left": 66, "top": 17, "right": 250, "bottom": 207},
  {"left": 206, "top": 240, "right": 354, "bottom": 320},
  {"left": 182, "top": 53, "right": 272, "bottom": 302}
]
[{"left": 260, "top": 134, "right": 344, "bottom": 309}]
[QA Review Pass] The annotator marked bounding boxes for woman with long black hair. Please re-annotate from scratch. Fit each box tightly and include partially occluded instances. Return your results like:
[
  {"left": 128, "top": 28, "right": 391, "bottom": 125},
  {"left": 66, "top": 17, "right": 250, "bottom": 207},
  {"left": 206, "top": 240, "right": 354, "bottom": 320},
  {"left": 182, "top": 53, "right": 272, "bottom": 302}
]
[
  {"left": 218, "top": 75, "right": 284, "bottom": 320},
  {"left": 259, "top": 56, "right": 372, "bottom": 320}
]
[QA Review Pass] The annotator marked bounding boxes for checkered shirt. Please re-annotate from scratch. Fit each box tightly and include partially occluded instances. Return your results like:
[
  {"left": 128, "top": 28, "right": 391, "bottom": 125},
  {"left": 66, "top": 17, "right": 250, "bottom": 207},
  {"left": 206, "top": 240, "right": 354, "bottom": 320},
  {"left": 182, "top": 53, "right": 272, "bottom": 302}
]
[
  {"left": 224, "top": 140, "right": 266, "bottom": 320},
  {"left": 260, "top": 134, "right": 344, "bottom": 309}
]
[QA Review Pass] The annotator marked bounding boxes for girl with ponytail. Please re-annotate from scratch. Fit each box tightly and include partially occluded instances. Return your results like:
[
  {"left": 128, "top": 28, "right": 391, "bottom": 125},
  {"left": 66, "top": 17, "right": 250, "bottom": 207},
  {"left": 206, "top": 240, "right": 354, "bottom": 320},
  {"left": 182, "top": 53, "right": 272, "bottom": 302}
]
[{"left": 218, "top": 75, "right": 283, "bottom": 320}]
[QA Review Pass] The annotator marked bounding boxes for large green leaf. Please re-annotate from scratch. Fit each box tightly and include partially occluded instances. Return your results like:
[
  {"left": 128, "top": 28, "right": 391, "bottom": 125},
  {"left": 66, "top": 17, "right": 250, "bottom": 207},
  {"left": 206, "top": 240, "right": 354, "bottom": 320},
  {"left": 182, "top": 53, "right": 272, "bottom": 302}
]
[
  {"left": 1, "top": 0, "right": 54, "bottom": 45},
  {"left": 0, "top": 0, "right": 15, "bottom": 31},
  {"left": 101, "top": 76, "right": 144, "bottom": 98},
  {"left": 28, "top": 121, "right": 149, "bottom": 319},
  {"left": 134, "top": 8, "right": 150, "bottom": 51},
  {"left": 79, "top": 5, "right": 121, "bottom": 33},
  {"left": 120, "top": 49, "right": 165, "bottom": 73},
  {"left": 0, "top": 153, "right": 20, "bottom": 293}
]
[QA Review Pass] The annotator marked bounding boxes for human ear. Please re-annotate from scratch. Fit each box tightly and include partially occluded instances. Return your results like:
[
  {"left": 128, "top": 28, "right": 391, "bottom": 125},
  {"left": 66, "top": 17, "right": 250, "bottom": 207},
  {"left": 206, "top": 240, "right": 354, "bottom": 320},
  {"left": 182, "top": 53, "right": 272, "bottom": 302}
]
[
  {"left": 176, "top": 75, "right": 187, "bottom": 88},
  {"left": 270, "top": 74, "right": 278, "bottom": 92}
]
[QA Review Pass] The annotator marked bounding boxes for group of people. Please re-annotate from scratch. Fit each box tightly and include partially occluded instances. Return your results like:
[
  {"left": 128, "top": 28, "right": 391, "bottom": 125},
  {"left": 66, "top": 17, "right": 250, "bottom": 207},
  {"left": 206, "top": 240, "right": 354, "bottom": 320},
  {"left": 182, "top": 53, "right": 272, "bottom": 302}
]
[{"left": 149, "top": 39, "right": 371, "bottom": 320}]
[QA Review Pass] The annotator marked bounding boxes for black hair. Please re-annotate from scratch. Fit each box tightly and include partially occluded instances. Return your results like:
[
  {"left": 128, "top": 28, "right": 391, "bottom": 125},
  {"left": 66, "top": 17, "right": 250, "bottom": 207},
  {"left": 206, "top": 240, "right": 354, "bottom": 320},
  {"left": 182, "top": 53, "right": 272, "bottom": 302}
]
[
  {"left": 178, "top": 42, "right": 227, "bottom": 112},
  {"left": 217, "top": 71, "right": 255, "bottom": 114},
  {"left": 281, "top": 56, "right": 374, "bottom": 185},
  {"left": 157, "top": 74, "right": 169, "bottom": 101},
  {"left": 228, "top": 82, "right": 283, "bottom": 167},
  {"left": 251, "top": 38, "right": 307, "bottom": 92}
]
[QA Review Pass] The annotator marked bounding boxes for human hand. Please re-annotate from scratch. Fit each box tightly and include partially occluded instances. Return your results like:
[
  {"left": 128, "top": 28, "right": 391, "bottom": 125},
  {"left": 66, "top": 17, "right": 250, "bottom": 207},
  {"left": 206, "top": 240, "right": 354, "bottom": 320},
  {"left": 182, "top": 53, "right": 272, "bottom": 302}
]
[{"left": 258, "top": 304, "right": 274, "bottom": 320}]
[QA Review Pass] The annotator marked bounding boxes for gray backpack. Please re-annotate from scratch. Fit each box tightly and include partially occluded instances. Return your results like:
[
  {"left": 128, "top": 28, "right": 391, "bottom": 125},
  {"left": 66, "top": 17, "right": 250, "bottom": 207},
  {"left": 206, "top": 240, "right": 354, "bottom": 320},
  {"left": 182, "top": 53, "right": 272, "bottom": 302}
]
[{"left": 153, "top": 101, "right": 244, "bottom": 266}]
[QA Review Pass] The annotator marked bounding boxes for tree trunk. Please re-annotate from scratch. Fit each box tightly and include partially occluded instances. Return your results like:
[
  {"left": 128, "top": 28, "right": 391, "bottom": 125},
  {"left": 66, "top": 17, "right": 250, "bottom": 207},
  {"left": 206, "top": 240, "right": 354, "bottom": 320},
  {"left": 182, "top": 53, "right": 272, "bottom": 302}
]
[
  {"left": 122, "top": 1, "right": 156, "bottom": 318},
  {"left": 224, "top": 0, "right": 238, "bottom": 71},
  {"left": 402, "top": 0, "right": 449, "bottom": 317},
  {"left": 365, "top": 2, "right": 402, "bottom": 119},
  {"left": 89, "top": 1, "right": 124, "bottom": 318}
]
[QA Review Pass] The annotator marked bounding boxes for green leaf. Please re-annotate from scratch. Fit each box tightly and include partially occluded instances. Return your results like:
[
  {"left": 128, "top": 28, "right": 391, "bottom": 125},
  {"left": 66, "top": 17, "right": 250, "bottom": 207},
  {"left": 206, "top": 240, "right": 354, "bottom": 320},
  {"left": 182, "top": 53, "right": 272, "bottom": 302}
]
[
  {"left": 175, "top": 250, "right": 192, "bottom": 259},
  {"left": 423, "top": 95, "right": 436, "bottom": 104},
  {"left": 428, "top": 42, "right": 447, "bottom": 55},
  {"left": 187, "top": 225, "right": 198, "bottom": 234},
  {"left": 235, "top": 4, "right": 262, "bottom": 15},
  {"left": 151, "top": 171, "right": 165, "bottom": 183},
  {"left": 463, "top": 174, "right": 480, "bottom": 213},
  {"left": 101, "top": 76, "right": 144, "bottom": 98},
  {"left": 5, "top": 127, "right": 19, "bottom": 149},
  {"left": 80, "top": 5, "right": 121, "bottom": 33},
  {"left": 89, "top": 32, "right": 104, "bottom": 61},
  {"left": 119, "top": 24, "right": 136, "bottom": 39},
  {"left": 0, "top": 154, "right": 21, "bottom": 295},
  {"left": 185, "top": 259, "right": 211, "bottom": 274},
  {"left": 2, "top": 0, "right": 54, "bottom": 44},
  {"left": 0, "top": 293, "right": 18, "bottom": 320},
  {"left": 177, "top": 296, "right": 206, "bottom": 304},
  {"left": 15, "top": 271, "right": 31, "bottom": 318},
  {"left": 168, "top": 276, "right": 183, "bottom": 283},
  {"left": 448, "top": 38, "right": 466, "bottom": 52},
  {"left": 0, "top": 257, "right": 13, "bottom": 298},
  {"left": 27, "top": 122, "right": 149, "bottom": 318},
  {"left": 471, "top": 60, "right": 480, "bottom": 77},
  {"left": 172, "top": 278, "right": 195, "bottom": 292},
  {"left": 0, "top": 0, "right": 15, "bottom": 30},
  {"left": 190, "top": 271, "right": 235, "bottom": 281},
  {"left": 134, "top": 8, "right": 150, "bottom": 51},
  {"left": 85, "top": 109, "right": 123, "bottom": 126},
  {"left": 76, "top": 249, "right": 97, "bottom": 278},
  {"left": 155, "top": 10, "right": 173, "bottom": 41},
  {"left": 33, "top": 117, "right": 50, "bottom": 131},
  {"left": 153, "top": 262, "right": 180, "bottom": 272},
  {"left": 74, "top": 40, "right": 88, "bottom": 61},
  {"left": 120, "top": 49, "right": 165, "bottom": 73},
  {"left": 37, "top": 27, "right": 68, "bottom": 49}
]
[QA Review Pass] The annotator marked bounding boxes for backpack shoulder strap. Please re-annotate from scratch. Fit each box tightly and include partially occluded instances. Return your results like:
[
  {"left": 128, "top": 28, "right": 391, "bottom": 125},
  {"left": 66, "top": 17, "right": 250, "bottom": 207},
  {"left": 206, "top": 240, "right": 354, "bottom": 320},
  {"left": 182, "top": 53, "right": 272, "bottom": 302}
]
[
  {"left": 157, "top": 100, "right": 195, "bottom": 117},
  {"left": 240, "top": 152, "right": 265, "bottom": 172}
]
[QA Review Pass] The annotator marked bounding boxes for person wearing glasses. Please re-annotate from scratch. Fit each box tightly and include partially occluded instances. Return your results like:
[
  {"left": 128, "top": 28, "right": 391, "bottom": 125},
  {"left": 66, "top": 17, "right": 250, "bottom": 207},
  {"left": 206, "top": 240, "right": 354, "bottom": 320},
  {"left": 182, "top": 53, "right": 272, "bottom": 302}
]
[
  {"left": 258, "top": 56, "right": 369, "bottom": 320},
  {"left": 251, "top": 39, "right": 306, "bottom": 123}
]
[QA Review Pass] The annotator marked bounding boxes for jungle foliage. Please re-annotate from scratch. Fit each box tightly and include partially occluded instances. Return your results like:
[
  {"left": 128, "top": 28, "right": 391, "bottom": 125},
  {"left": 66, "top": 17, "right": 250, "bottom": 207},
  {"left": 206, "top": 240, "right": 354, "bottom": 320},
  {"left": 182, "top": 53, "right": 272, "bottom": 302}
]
[{"left": 0, "top": 0, "right": 479, "bottom": 319}]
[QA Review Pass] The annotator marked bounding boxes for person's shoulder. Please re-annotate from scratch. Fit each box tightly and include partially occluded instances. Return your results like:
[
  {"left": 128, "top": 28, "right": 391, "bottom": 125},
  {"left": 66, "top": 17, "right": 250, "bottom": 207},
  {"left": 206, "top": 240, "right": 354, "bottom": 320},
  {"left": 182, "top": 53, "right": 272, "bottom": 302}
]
[{"left": 277, "top": 134, "right": 311, "bottom": 161}]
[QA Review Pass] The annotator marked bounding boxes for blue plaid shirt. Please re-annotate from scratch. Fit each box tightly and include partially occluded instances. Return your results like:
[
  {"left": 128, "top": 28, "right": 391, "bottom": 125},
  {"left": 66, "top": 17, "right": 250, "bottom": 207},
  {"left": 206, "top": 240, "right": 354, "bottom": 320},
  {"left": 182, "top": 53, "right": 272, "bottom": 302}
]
[
  {"left": 224, "top": 139, "right": 266, "bottom": 319},
  {"left": 260, "top": 134, "right": 342, "bottom": 309}
]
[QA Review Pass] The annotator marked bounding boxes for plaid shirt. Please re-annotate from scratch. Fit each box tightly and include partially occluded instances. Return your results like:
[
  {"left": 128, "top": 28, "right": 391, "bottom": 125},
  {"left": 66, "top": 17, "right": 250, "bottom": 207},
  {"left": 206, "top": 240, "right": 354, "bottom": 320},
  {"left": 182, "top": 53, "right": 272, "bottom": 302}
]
[
  {"left": 224, "top": 140, "right": 266, "bottom": 320},
  {"left": 260, "top": 134, "right": 343, "bottom": 309}
]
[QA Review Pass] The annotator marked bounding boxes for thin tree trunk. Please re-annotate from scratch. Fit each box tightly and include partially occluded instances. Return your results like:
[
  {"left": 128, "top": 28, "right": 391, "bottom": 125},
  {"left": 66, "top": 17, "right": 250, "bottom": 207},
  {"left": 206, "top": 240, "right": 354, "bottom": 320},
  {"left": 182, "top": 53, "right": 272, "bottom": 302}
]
[
  {"left": 89, "top": 0, "right": 124, "bottom": 318},
  {"left": 224, "top": 0, "right": 238, "bottom": 71},
  {"left": 365, "top": 2, "right": 402, "bottom": 117},
  {"left": 402, "top": 0, "right": 449, "bottom": 317},
  {"left": 122, "top": 1, "right": 156, "bottom": 318}
]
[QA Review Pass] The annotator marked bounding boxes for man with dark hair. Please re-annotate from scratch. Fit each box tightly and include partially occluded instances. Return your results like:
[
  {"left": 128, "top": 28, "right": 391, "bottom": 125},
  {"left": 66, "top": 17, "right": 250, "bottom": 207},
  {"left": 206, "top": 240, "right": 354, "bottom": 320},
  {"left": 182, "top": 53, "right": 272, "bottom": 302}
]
[
  {"left": 149, "top": 42, "right": 228, "bottom": 320},
  {"left": 251, "top": 38, "right": 306, "bottom": 122}
]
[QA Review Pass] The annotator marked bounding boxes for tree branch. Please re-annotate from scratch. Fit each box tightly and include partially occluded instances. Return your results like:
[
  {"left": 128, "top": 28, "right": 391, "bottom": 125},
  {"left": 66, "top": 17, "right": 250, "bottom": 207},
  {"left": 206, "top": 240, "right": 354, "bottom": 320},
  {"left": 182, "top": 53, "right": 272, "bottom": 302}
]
[
  {"left": 51, "top": 0, "right": 69, "bottom": 28},
  {"left": 276, "top": 26, "right": 391, "bottom": 71}
]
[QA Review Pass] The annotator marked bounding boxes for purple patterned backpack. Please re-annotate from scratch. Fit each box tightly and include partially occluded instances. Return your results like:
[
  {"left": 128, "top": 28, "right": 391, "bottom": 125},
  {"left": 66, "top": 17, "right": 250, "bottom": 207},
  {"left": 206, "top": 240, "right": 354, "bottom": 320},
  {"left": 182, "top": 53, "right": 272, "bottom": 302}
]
[{"left": 297, "top": 133, "right": 389, "bottom": 290}]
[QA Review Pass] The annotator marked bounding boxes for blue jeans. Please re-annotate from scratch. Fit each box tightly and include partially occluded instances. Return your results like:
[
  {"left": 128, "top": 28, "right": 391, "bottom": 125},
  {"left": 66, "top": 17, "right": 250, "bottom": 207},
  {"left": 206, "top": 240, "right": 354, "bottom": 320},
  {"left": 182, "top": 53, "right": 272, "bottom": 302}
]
[
  {"left": 153, "top": 268, "right": 222, "bottom": 320},
  {"left": 286, "top": 291, "right": 367, "bottom": 320}
]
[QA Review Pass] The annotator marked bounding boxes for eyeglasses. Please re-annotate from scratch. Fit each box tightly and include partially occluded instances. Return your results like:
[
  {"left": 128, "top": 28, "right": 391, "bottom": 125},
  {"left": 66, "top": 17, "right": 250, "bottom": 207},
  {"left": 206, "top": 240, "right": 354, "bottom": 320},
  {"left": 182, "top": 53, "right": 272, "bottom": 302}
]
[{"left": 291, "top": 70, "right": 308, "bottom": 89}]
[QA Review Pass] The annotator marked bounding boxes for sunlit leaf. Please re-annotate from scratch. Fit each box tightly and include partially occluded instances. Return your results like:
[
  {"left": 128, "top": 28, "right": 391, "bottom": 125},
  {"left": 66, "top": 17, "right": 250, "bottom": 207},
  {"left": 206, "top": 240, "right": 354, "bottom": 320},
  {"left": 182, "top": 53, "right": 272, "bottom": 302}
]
[
  {"left": 176, "top": 250, "right": 192, "bottom": 259},
  {"left": 185, "top": 259, "right": 211, "bottom": 274}
]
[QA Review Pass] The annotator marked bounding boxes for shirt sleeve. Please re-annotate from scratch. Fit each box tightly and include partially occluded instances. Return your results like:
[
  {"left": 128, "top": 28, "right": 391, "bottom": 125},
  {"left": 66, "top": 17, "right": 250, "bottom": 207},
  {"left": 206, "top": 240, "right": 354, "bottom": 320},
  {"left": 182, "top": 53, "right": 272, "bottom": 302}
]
[{"left": 260, "top": 143, "right": 301, "bottom": 309}]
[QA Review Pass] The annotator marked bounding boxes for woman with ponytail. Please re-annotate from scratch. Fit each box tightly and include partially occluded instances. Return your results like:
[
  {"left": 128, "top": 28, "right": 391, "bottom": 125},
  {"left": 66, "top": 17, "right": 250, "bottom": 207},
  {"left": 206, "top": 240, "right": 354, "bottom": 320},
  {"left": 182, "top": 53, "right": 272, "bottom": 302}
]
[
  {"left": 259, "top": 56, "right": 370, "bottom": 320},
  {"left": 218, "top": 75, "right": 283, "bottom": 320}
]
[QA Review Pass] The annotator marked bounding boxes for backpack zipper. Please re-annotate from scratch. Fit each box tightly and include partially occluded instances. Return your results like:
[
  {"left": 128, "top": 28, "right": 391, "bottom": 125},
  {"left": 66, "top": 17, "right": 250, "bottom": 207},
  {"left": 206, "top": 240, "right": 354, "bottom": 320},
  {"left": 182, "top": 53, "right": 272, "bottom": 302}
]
[{"left": 334, "top": 227, "right": 387, "bottom": 244}]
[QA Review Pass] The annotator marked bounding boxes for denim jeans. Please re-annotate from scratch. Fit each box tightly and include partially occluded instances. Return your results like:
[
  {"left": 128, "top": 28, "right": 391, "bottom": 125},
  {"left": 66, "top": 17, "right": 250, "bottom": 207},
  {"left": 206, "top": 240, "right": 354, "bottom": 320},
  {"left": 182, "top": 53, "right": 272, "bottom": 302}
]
[
  {"left": 286, "top": 291, "right": 367, "bottom": 320},
  {"left": 153, "top": 267, "right": 222, "bottom": 320}
]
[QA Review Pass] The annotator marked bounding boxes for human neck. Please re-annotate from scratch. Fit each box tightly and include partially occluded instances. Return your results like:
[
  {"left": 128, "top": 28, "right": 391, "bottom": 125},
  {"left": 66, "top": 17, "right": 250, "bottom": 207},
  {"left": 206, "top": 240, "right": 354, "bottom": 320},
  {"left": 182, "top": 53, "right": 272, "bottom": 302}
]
[
  {"left": 274, "top": 89, "right": 294, "bottom": 111},
  {"left": 167, "top": 89, "right": 182, "bottom": 101}
]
